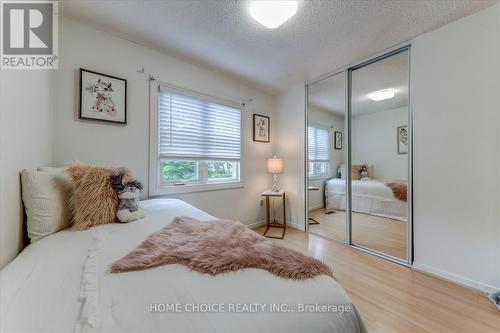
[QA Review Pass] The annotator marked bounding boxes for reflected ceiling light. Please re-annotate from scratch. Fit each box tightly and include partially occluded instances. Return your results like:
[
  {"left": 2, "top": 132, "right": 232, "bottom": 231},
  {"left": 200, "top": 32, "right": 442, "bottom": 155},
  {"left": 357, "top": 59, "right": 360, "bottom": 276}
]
[
  {"left": 249, "top": 1, "right": 298, "bottom": 29},
  {"left": 368, "top": 88, "right": 395, "bottom": 101}
]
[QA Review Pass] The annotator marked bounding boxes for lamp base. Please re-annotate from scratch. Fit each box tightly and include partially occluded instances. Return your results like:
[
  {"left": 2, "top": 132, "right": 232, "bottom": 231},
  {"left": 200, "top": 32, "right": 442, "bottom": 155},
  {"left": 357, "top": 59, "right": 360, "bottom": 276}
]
[{"left": 272, "top": 174, "right": 280, "bottom": 192}]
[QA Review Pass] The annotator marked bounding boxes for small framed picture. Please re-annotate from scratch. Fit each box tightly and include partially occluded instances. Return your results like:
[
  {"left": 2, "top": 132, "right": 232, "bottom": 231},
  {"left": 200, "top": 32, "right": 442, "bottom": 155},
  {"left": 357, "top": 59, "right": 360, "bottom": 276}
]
[
  {"left": 253, "top": 114, "right": 270, "bottom": 143},
  {"left": 334, "top": 131, "right": 343, "bottom": 150},
  {"left": 397, "top": 126, "right": 408, "bottom": 154},
  {"left": 79, "top": 68, "right": 127, "bottom": 124}
]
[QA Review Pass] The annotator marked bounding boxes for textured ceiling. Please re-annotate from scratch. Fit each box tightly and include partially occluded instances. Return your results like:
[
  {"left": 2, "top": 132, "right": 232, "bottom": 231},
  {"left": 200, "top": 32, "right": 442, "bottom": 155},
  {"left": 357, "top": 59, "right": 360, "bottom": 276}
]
[{"left": 61, "top": 0, "right": 497, "bottom": 94}]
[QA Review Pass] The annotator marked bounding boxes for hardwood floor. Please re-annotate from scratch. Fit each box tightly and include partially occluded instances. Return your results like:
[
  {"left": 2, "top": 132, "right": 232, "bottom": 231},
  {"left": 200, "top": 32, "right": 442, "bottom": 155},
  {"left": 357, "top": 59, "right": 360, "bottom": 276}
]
[
  {"left": 255, "top": 226, "right": 500, "bottom": 333},
  {"left": 309, "top": 208, "right": 407, "bottom": 259}
]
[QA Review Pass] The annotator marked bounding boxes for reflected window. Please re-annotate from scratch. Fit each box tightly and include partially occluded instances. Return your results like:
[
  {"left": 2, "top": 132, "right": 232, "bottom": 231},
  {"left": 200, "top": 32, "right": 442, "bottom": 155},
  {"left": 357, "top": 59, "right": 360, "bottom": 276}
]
[{"left": 308, "top": 125, "right": 330, "bottom": 177}]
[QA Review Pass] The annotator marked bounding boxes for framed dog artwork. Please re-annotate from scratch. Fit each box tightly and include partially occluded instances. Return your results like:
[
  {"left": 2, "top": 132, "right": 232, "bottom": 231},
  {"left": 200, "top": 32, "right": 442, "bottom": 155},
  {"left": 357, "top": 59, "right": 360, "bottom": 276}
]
[
  {"left": 253, "top": 114, "right": 270, "bottom": 143},
  {"left": 397, "top": 125, "right": 408, "bottom": 154},
  {"left": 79, "top": 68, "right": 127, "bottom": 124}
]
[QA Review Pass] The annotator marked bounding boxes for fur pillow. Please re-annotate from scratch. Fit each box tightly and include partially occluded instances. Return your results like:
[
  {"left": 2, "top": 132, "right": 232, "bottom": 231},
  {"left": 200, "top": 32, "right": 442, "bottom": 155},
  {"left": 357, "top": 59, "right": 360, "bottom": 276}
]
[
  {"left": 352, "top": 165, "right": 363, "bottom": 180},
  {"left": 66, "top": 165, "right": 131, "bottom": 230},
  {"left": 352, "top": 164, "right": 370, "bottom": 180}
]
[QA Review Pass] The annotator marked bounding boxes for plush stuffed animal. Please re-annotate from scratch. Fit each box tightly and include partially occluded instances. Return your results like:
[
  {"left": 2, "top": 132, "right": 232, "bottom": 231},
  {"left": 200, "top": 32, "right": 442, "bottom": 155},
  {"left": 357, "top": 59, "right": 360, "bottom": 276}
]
[{"left": 109, "top": 169, "right": 146, "bottom": 223}]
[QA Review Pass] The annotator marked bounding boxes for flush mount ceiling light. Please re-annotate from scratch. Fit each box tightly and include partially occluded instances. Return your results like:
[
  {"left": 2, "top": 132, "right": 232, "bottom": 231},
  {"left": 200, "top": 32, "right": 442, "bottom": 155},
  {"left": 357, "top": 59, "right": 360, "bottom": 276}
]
[
  {"left": 368, "top": 88, "right": 395, "bottom": 101},
  {"left": 249, "top": 0, "right": 298, "bottom": 29}
]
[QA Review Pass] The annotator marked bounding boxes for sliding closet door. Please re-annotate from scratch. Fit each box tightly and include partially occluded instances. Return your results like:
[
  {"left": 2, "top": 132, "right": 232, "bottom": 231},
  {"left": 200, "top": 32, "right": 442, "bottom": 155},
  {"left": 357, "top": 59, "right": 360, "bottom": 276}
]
[
  {"left": 349, "top": 49, "right": 410, "bottom": 261},
  {"left": 306, "top": 72, "right": 347, "bottom": 243}
]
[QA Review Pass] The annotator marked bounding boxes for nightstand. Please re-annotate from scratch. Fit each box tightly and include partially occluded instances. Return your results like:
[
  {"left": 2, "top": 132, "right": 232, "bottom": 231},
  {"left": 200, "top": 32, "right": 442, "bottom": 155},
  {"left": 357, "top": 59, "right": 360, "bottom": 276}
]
[
  {"left": 261, "top": 190, "right": 286, "bottom": 239},
  {"left": 308, "top": 186, "right": 320, "bottom": 225}
]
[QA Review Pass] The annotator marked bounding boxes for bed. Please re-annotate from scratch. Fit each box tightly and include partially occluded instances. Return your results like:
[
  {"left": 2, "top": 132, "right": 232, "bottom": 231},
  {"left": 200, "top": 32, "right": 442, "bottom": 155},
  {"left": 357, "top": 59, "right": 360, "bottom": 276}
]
[
  {"left": 0, "top": 198, "right": 366, "bottom": 333},
  {"left": 326, "top": 178, "right": 407, "bottom": 222}
]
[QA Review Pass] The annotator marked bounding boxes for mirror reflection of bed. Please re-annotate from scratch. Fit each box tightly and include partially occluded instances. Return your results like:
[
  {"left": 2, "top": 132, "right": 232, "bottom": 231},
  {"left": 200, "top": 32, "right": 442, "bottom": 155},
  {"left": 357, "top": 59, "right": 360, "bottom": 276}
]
[{"left": 307, "top": 50, "right": 409, "bottom": 260}]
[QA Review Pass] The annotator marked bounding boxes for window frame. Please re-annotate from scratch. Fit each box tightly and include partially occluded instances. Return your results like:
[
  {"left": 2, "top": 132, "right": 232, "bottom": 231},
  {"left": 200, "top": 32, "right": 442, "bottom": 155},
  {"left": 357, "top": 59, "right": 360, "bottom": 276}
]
[
  {"left": 159, "top": 159, "right": 240, "bottom": 185},
  {"left": 149, "top": 82, "right": 244, "bottom": 196}
]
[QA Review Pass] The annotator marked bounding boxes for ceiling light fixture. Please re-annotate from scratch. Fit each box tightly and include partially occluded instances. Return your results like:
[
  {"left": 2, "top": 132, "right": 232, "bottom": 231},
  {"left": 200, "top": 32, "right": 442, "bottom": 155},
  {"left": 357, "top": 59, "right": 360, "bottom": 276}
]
[
  {"left": 368, "top": 89, "right": 395, "bottom": 101},
  {"left": 249, "top": 0, "right": 298, "bottom": 29}
]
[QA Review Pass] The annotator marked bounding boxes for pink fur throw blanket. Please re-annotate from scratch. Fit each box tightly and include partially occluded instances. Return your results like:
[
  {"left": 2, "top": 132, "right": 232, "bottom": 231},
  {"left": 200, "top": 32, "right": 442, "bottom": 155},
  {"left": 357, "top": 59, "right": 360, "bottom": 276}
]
[
  {"left": 384, "top": 181, "right": 407, "bottom": 202},
  {"left": 110, "top": 216, "right": 333, "bottom": 280}
]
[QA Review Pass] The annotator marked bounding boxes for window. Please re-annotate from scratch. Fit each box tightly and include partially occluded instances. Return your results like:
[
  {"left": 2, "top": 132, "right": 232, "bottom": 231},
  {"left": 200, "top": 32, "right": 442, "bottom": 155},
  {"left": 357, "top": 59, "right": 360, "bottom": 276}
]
[
  {"left": 308, "top": 125, "right": 330, "bottom": 177},
  {"left": 150, "top": 84, "right": 242, "bottom": 195},
  {"left": 160, "top": 160, "right": 239, "bottom": 183}
]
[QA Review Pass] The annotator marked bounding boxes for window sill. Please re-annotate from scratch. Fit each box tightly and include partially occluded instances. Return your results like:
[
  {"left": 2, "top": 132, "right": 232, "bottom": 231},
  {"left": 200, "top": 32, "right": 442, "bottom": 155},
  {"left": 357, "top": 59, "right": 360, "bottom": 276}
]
[
  {"left": 308, "top": 175, "right": 330, "bottom": 181},
  {"left": 150, "top": 181, "right": 244, "bottom": 196}
]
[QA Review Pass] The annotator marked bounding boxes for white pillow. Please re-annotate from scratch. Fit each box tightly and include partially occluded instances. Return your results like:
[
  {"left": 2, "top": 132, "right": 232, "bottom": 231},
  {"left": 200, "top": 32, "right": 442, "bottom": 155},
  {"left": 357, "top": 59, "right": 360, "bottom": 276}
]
[
  {"left": 339, "top": 164, "right": 346, "bottom": 179},
  {"left": 21, "top": 168, "right": 72, "bottom": 242},
  {"left": 37, "top": 166, "right": 66, "bottom": 174}
]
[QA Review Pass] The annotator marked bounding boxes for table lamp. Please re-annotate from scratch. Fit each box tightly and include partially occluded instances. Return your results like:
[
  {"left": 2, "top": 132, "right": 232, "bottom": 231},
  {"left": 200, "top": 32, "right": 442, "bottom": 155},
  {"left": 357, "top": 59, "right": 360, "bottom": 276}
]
[{"left": 267, "top": 156, "right": 284, "bottom": 192}]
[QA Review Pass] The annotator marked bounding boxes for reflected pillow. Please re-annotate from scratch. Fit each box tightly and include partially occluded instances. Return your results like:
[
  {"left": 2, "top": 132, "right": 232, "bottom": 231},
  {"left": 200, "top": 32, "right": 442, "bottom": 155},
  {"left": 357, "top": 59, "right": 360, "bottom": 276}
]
[
  {"left": 339, "top": 164, "right": 346, "bottom": 179},
  {"left": 352, "top": 164, "right": 370, "bottom": 180},
  {"left": 352, "top": 165, "right": 363, "bottom": 180}
]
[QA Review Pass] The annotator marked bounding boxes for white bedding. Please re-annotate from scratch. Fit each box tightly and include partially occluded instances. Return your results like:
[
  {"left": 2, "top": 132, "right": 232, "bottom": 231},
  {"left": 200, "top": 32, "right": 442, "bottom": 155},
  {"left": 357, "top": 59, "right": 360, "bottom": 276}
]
[
  {"left": 0, "top": 199, "right": 366, "bottom": 333},
  {"left": 326, "top": 178, "right": 407, "bottom": 222}
]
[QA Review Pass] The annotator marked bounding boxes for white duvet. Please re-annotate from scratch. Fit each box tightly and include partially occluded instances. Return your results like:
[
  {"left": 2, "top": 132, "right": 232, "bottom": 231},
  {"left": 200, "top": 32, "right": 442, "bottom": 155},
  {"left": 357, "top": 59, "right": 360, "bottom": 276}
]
[
  {"left": 326, "top": 179, "right": 407, "bottom": 222},
  {"left": 0, "top": 199, "right": 366, "bottom": 333}
]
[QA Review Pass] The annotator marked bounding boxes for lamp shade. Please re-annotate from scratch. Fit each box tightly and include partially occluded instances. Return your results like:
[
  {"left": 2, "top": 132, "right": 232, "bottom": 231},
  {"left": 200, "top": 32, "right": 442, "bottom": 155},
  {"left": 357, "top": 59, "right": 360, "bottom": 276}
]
[{"left": 267, "top": 157, "right": 284, "bottom": 174}]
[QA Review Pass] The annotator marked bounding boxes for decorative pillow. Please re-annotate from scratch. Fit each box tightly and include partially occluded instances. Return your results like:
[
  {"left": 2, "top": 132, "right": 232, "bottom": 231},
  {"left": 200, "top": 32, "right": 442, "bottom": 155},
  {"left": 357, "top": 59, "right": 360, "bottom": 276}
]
[
  {"left": 352, "top": 165, "right": 363, "bottom": 180},
  {"left": 21, "top": 168, "right": 72, "bottom": 242},
  {"left": 352, "top": 164, "right": 370, "bottom": 180},
  {"left": 66, "top": 165, "right": 131, "bottom": 230},
  {"left": 339, "top": 164, "right": 346, "bottom": 179}
]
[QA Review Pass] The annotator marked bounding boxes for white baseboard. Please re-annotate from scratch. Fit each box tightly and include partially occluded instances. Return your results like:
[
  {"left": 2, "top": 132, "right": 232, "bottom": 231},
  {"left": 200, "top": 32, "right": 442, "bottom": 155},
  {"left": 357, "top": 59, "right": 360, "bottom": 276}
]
[
  {"left": 288, "top": 219, "right": 305, "bottom": 231},
  {"left": 308, "top": 204, "right": 323, "bottom": 211},
  {"left": 413, "top": 262, "right": 500, "bottom": 295},
  {"left": 247, "top": 219, "right": 304, "bottom": 231},
  {"left": 246, "top": 220, "right": 266, "bottom": 229}
]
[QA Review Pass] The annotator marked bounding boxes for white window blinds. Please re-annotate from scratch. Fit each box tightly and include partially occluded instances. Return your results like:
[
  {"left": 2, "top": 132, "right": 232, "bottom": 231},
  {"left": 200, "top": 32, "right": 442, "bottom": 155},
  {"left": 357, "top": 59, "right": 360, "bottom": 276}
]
[
  {"left": 159, "top": 86, "right": 241, "bottom": 161},
  {"left": 308, "top": 126, "right": 329, "bottom": 162}
]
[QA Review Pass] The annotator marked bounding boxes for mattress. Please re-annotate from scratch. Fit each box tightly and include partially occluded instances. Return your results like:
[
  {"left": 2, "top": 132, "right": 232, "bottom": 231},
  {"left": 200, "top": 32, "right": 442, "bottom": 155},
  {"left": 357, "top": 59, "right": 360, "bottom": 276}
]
[
  {"left": 326, "top": 178, "right": 407, "bottom": 222},
  {"left": 0, "top": 198, "right": 366, "bottom": 333}
]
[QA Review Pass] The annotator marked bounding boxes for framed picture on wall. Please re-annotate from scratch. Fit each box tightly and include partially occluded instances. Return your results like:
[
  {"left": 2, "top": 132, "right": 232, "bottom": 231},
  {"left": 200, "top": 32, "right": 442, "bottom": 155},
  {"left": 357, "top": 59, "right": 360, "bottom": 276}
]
[
  {"left": 253, "top": 114, "right": 270, "bottom": 142},
  {"left": 79, "top": 68, "right": 127, "bottom": 124},
  {"left": 397, "top": 125, "right": 408, "bottom": 154},
  {"left": 334, "top": 131, "right": 343, "bottom": 150}
]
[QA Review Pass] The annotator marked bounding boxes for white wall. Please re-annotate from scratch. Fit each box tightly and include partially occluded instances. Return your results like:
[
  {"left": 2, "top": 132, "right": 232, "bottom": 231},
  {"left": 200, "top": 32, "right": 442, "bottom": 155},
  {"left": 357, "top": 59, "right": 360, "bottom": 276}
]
[
  {"left": 275, "top": 3, "right": 500, "bottom": 292},
  {"left": 412, "top": 3, "right": 500, "bottom": 292},
  {"left": 0, "top": 71, "right": 54, "bottom": 268},
  {"left": 352, "top": 107, "right": 407, "bottom": 180},
  {"left": 275, "top": 84, "right": 306, "bottom": 229},
  {"left": 53, "top": 17, "right": 275, "bottom": 226},
  {"left": 308, "top": 106, "right": 345, "bottom": 209}
]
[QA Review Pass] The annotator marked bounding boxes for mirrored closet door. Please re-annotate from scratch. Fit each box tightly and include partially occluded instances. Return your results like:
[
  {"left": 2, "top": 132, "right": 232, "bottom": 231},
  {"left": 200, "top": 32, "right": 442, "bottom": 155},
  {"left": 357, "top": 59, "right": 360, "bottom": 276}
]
[
  {"left": 350, "top": 49, "right": 410, "bottom": 261},
  {"left": 306, "top": 72, "right": 347, "bottom": 243},
  {"left": 306, "top": 46, "right": 412, "bottom": 265}
]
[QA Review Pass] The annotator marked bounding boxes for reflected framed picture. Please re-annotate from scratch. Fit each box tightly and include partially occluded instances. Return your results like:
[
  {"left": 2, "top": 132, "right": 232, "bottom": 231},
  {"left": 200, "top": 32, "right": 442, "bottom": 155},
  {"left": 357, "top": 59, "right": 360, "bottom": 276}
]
[
  {"left": 79, "top": 68, "right": 127, "bottom": 124},
  {"left": 397, "top": 126, "right": 408, "bottom": 154},
  {"left": 334, "top": 131, "right": 343, "bottom": 150},
  {"left": 253, "top": 114, "right": 270, "bottom": 143}
]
